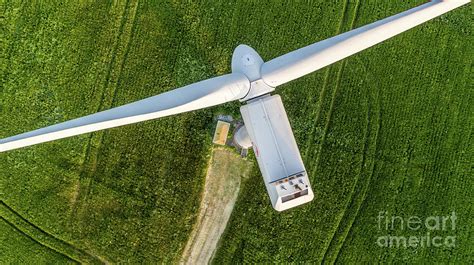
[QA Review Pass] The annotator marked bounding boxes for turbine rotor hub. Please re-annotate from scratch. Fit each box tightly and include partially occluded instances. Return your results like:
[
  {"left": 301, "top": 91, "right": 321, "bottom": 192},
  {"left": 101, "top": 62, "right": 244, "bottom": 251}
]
[{"left": 231, "top": 44, "right": 275, "bottom": 101}]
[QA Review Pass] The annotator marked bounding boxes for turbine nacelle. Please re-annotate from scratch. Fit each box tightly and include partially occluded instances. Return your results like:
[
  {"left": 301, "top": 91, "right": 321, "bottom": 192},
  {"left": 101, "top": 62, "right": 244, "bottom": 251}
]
[{"left": 232, "top": 45, "right": 314, "bottom": 211}]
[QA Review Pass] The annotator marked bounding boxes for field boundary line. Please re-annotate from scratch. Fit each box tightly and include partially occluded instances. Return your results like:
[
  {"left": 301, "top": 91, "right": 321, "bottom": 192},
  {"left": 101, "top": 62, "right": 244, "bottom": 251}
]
[{"left": 1, "top": 200, "right": 106, "bottom": 264}]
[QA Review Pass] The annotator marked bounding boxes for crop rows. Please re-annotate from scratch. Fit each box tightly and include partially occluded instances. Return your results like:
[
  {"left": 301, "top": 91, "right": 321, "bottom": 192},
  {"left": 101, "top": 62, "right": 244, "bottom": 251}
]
[
  {"left": 1, "top": 0, "right": 471, "bottom": 263},
  {"left": 213, "top": 0, "right": 472, "bottom": 263}
]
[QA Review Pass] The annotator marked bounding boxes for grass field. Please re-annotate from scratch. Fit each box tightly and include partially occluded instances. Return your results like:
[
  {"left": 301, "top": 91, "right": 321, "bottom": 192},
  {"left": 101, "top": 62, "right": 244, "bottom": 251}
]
[{"left": 1, "top": 0, "right": 472, "bottom": 264}]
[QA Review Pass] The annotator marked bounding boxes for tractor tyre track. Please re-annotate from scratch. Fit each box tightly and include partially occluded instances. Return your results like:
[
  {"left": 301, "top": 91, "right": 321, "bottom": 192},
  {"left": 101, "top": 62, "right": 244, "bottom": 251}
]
[
  {"left": 70, "top": 0, "right": 140, "bottom": 223},
  {"left": 1, "top": 201, "right": 106, "bottom": 264},
  {"left": 315, "top": 1, "right": 370, "bottom": 263},
  {"left": 303, "top": 0, "right": 350, "bottom": 161},
  {"left": 333, "top": 56, "right": 382, "bottom": 263},
  {"left": 1, "top": 216, "right": 77, "bottom": 264}
]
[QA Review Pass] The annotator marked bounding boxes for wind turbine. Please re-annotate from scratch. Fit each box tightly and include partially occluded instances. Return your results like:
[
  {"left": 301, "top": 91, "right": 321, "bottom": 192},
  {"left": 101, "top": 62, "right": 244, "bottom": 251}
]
[{"left": 1, "top": 0, "right": 469, "bottom": 211}]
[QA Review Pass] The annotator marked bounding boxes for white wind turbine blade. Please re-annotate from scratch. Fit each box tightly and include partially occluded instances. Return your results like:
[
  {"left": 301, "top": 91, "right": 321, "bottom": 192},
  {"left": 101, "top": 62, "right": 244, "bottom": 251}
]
[
  {"left": 261, "top": 0, "right": 470, "bottom": 87},
  {"left": 0, "top": 73, "right": 250, "bottom": 152}
]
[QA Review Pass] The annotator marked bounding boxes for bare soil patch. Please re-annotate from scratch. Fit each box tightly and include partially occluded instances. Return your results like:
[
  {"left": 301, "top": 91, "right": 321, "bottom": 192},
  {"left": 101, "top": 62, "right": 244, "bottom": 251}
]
[{"left": 180, "top": 147, "right": 252, "bottom": 264}]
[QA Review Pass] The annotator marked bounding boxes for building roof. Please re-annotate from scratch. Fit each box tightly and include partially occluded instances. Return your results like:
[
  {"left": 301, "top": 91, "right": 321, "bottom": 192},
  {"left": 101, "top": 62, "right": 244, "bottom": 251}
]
[{"left": 212, "top": 120, "right": 230, "bottom": 145}]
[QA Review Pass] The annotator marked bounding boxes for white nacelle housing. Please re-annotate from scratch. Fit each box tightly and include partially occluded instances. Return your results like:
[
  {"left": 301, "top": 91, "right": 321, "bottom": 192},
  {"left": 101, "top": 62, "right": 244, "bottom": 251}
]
[{"left": 240, "top": 95, "right": 314, "bottom": 211}]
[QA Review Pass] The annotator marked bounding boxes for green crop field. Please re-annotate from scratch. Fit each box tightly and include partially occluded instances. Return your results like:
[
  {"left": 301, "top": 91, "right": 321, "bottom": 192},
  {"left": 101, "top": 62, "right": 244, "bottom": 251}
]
[{"left": 1, "top": 0, "right": 472, "bottom": 264}]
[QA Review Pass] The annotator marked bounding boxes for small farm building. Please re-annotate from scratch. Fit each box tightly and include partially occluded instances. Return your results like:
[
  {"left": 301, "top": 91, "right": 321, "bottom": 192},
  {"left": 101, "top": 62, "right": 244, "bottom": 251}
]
[{"left": 213, "top": 120, "right": 230, "bottom": 145}]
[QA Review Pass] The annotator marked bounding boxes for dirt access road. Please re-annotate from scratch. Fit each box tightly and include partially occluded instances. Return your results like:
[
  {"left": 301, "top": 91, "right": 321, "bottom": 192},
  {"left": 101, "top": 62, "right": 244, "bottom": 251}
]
[{"left": 180, "top": 147, "right": 252, "bottom": 264}]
